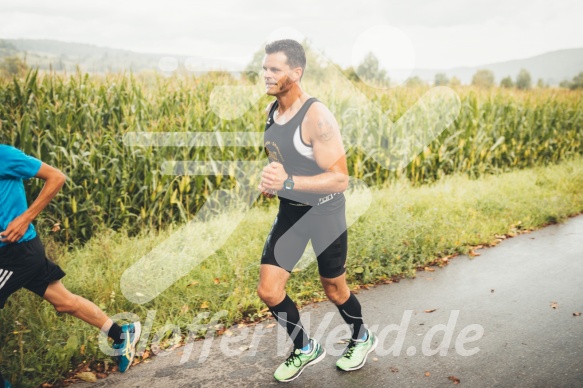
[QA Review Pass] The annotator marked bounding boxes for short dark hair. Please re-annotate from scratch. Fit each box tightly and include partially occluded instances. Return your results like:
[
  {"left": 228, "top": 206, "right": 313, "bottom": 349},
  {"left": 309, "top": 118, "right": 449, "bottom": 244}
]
[{"left": 265, "top": 39, "right": 306, "bottom": 72}]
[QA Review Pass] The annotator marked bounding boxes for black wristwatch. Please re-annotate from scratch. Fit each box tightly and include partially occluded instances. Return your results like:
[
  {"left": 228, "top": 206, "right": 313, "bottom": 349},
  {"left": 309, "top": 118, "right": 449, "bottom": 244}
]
[{"left": 283, "top": 175, "right": 294, "bottom": 191}]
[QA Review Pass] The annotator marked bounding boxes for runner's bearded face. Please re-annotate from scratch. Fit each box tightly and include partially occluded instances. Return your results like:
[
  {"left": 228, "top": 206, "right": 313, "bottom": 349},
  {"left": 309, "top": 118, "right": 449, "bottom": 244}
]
[{"left": 262, "top": 53, "right": 297, "bottom": 96}]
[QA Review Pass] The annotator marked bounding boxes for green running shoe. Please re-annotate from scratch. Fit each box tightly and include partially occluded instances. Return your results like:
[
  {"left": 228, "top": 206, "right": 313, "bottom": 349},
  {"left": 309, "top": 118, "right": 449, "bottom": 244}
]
[
  {"left": 336, "top": 330, "right": 378, "bottom": 371},
  {"left": 113, "top": 322, "right": 142, "bottom": 373},
  {"left": 274, "top": 339, "right": 326, "bottom": 382}
]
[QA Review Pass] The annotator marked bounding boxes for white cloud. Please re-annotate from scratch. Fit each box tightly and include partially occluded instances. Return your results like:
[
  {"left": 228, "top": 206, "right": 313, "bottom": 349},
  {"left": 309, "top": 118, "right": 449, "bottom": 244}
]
[{"left": 0, "top": 0, "right": 581, "bottom": 69}]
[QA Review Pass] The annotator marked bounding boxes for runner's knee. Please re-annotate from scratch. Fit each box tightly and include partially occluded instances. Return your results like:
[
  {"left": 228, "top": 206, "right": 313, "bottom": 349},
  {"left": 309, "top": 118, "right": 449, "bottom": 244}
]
[
  {"left": 322, "top": 283, "right": 350, "bottom": 305},
  {"left": 257, "top": 284, "right": 285, "bottom": 307},
  {"left": 325, "top": 290, "right": 347, "bottom": 304}
]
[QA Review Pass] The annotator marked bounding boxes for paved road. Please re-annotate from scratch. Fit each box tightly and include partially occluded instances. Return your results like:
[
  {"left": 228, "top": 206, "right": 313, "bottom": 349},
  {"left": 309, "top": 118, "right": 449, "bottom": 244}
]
[{"left": 79, "top": 215, "right": 583, "bottom": 387}]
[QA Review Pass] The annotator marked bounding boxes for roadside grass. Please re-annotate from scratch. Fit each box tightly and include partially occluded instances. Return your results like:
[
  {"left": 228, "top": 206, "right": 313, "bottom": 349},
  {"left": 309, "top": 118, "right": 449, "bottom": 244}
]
[{"left": 1, "top": 155, "right": 582, "bottom": 386}]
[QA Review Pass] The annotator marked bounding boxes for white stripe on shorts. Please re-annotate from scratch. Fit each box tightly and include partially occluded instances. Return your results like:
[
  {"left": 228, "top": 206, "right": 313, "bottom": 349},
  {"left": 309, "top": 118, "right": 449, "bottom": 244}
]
[{"left": 0, "top": 269, "right": 14, "bottom": 290}]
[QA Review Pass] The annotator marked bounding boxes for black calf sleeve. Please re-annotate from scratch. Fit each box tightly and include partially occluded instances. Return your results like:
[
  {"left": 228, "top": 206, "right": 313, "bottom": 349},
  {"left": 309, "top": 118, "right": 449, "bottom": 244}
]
[
  {"left": 336, "top": 293, "right": 367, "bottom": 340},
  {"left": 268, "top": 294, "right": 310, "bottom": 349}
]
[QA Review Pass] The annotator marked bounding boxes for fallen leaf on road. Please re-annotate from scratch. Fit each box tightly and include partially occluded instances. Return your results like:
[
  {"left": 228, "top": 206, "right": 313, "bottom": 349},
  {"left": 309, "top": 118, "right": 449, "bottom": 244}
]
[
  {"left": 76, "top": 372, "right": 97, "bottom": 383},
  {"left": 96, "top": 373, "right": 107, "bottom": 379},
  {"left": 390, "top": 367, "right": 399, "bottom": 373},
  {"left": 424, "top": 267, "right": 435, "bottom": 272},
  {"left": 574, "top": 312, "right": 581, "bottom": 317},
  {"left": 373, "top": 357, "right": 379, "bottom": 361},
  {"left": 266, "top": 323, "right": 276, "bottom": 329},
  {"left": 448, "top": 375, "right": 461, "bottom": 384},
  {"left": 491, "top": 289, "right": 495, "bottom": 293},
  {"left": 468, "top": 250, "right": 481, "bottom": 257},
  {"left": 550, "top": 302, "right": 558, "bottom": 309},
  {"left": 425, "top": 371, "right": 431, "bottom": 377},
  {"left": 424, "top": 309, "right": 437, "bottom": 313},
  {"left": 141, "top": 350, "right": 151, "bottom": 360}
]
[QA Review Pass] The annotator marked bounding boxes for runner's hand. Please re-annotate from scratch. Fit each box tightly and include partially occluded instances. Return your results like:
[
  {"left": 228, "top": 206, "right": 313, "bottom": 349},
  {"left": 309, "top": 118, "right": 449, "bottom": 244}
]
[
  {"left": 258, "top": 182, "right": 275, "bottom": 198},
  {"left": 0, "top": 214, "right": 32, "bottom": 243},
  {"left": 261, "top": 162, "right": 287, "bottom": 191}
]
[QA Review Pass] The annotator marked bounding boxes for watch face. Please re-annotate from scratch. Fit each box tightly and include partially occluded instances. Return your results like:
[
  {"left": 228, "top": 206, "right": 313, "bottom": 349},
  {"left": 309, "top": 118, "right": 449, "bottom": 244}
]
[{"left": 284, "top": 179, "right": 294, "bottom": 190}]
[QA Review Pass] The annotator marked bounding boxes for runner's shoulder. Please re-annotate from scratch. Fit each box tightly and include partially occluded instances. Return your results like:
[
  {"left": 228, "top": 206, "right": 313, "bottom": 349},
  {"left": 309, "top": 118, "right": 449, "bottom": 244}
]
[{"left": 303, "top": 101, "right": 339, "bottom": 134}]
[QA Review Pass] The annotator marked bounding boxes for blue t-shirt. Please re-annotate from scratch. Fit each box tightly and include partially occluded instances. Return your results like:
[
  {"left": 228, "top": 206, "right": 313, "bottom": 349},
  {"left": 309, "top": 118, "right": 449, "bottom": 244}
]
[{"left": 0, "top": 145, "right": 42, "bottom": 247}]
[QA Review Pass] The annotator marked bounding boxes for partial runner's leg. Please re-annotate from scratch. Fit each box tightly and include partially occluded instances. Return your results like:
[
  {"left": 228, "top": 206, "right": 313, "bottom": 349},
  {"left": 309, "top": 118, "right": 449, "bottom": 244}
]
[
  {"left": 320, "top": 273, "right": 367, "bottom": 340},
  {"left": 258, "top": 264, "right": 326, "bottom": 382},
  {"left": 43, "top": 280, "right": 141, "bottom": 372},
  {"left": 257, "top": 264, "right": 309, "bottom": 349},
  {"left": 42, "top": 280, "right": 123, "bottom": 343},
  {"left": 321, "top": 273, "right": 377, "bottom": 371}
]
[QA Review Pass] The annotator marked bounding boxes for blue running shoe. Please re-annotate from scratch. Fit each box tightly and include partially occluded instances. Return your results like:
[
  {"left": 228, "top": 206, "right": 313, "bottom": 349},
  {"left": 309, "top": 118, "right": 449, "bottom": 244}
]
[{"left": 113, "top": 322, "right": 142, "bottom": 373}]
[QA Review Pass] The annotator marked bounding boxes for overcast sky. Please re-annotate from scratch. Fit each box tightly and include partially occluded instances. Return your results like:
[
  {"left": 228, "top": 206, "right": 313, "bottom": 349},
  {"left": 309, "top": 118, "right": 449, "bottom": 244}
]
[{"left": 1, "top": 0, "right": 581, "bottom": 70}]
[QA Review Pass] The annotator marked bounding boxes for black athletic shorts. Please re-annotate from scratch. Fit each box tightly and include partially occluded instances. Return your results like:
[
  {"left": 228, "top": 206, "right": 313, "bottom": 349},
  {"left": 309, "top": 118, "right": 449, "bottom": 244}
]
[
  {"left": 261, "top": 197, "right": 348, "bottom": 279},
  {"left": 0, "top": 235, "right": 66, "bottom": 309}
]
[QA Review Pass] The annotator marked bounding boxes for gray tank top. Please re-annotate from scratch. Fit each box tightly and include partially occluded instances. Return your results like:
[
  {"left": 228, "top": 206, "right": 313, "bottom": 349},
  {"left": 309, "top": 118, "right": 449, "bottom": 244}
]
[{"left": 264, "top": 98, "right": 345, "bottom": 212}]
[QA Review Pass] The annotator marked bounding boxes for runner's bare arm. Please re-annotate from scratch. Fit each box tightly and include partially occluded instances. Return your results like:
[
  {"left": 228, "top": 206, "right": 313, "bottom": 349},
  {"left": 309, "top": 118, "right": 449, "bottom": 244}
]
[
  {"left": 0, "top": 163, "right": 66, "bottom": 243},
  {"left": 261, "top": 103, "right": 348, "bottom": 194}
]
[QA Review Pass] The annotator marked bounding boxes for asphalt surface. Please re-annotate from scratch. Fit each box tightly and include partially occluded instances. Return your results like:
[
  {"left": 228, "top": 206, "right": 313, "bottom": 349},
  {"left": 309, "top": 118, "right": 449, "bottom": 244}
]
[{"left": 78, "top": 215, "right": 583, "bottom": 388}]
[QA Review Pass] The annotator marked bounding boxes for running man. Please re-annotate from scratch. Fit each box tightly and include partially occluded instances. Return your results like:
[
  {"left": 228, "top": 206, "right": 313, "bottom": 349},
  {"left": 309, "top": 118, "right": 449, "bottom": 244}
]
[
  {"left": 0, "top": 145, "right": 140, "bottom": 387},
  {"left": 257, "top": 39, "right": 378, "bottom": 382}
]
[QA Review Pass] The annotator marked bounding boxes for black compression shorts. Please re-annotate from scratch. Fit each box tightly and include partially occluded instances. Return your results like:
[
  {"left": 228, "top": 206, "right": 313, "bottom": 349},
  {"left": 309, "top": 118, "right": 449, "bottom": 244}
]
[
  {"left": 260, "top": 198, "right": 348, "bottom": 279},
  {"left": 0, "top": 236, "right": 66, "bottom": 309}
]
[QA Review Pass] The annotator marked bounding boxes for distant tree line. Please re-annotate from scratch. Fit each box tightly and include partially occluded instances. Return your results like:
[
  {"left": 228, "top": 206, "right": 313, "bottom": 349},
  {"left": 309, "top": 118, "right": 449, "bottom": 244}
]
[
  {"left": 559, "top": 72, "right": 583, "bottom": 90},
  {"left": 342, "top": 53, "right": 583, "bottom": 90},
  {"left": 0, "top": 55, "right": 27, "bottom": 77},
  {"left": 470, "top": 68, "right": 535, "bottom": 89},
  {"left": 2, "top": 44, "right": 583, "bottom": 91}
]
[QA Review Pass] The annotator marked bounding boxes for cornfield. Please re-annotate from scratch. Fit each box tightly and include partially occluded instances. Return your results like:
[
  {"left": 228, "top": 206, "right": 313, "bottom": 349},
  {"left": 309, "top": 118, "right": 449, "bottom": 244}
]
[{"left": 0, "top": 69, "right": 581, "bottom": 244}]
